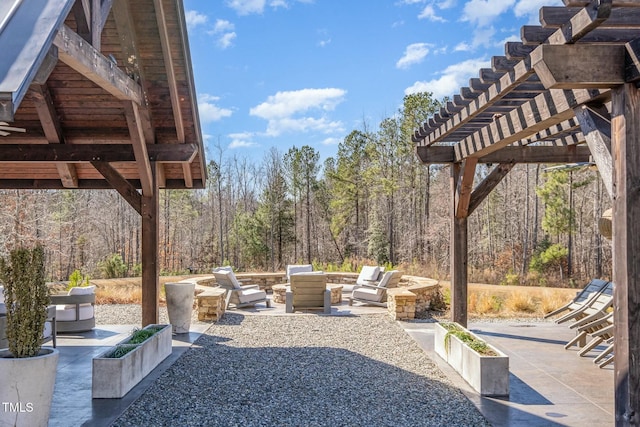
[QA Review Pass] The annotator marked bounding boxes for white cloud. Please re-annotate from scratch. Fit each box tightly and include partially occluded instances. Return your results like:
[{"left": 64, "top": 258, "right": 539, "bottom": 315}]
[
  {"left": 472, "top": 26, "right": 496, "bottom": 48},
  {"left": 514, "top": 0, "right": 561, "bottom": 23},
  {"left": 229, "top": 132, "right": 259, "bottom": 148},
  {"left": 495, "top": 34, "right": 521, "bottom": 47},
  {"left": 321, "top": 137, "right": 341, "bottom": 146},
  {"left": 227, "top": 0, "right": 266, "bottom": 15},
  {"left": 405, "top": 58, "right": 489, "bottom": 100},
  {"left": 198, "top": 94, "right": 233, "bottom": 122},
  {"left": 418, "top": 5, "right": 446, "bottom": 22},
  {"left": 454, "top": 41, "right": 471, "bottom": 52},
  {"left": 396, "top": 43, "right": 432, "bottom": 69},
  {"left": 214, "top": 19, "right": 235, "bottom": 33},
  {"left": 208, "top": 19, "right": 237, "bottom": 49},
  {"left": 218, "top": 32, "right": 237, "bottom": 49},
  {"left": 185, "top": 10, "right": 208, "bottom": 29},
  {"left": 250, "top": 88, "right": 346, "bottom": 136},
  {"left": 438, "top": 0, "right": 457, "bottom": 9},
  {"left": 461, "top": 0, "right": 515, "bottom": 27}
]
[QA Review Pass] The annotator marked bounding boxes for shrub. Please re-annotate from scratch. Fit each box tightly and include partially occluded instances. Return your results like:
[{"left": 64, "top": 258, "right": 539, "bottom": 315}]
[
  {"left": 66, "top": 269, "right": 90, "bottom": 291},
  {"left": 98, "top": 253, "right": 128, "bottom": 278},
  {"left": 0, "top": 245, "right": 49, "bottom": 358}
]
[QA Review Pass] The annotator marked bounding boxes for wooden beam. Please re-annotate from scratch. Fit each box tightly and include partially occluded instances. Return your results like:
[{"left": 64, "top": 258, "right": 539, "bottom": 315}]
[
  {"left": 0, "top": 179, "right": 205, "bottom": 190},
  {"left": 72, "top": 0, "right": 92, "bottom": 42},
  {"left": 522, "top": 26, "right": 640, "bottom": 46},
  {"left": 625, "top": 37, "right": 640, "bottom": 83},
  {"left": 467, "top": 163, "right": 515, "bottom": 216},
  {"left": 0, "top": 143, "right": 197, "bottom": 163},
  {"left": 141, "top": 162, "right": 160, "bottom": 327},
  {"left": 541, "top": 7, "right": 640, "bottom": 28},
  {"left": 90, "top": 0, "right": 102, "bottom": 50},
  {"left": 28, "top": 85, "right": 79, "bottom": 188},
  {"left": 505, "top": 42, "right": 536, "bottom": 60},
  {"left": 124, "top": 102, "right": 153, "bottom": 196},
  {"left": 54, "top": 24, "right": 143, "bottom": 104},
  {"left": 611, "top": 83, "right": 640, "bottom": 426},
  {"left": 548, "top": 0, "right": 612, "bottom": 45},
  {"left": 455, "top": 158, "right": 478, "bottom": 219},
  {"left": 450, "top": 163, "right": 468, "bottom": 327},
  {"left": 90, "top": 161, "right": 142, "bottom": 214},
  {"left": 32, "top": 47, "right": 59, "bottom": 86},
  {"left": 153, "top": 0, "right": 185, "bottom": 145},
  {"left": 491, "top": 56, "right": 519, "bottom": 72},
  {"left": 415, "top": 59, "right": 535, "bottom": 144},
  {"left": 531, "top": 44, "right": 625, "bottom": 89},
  {"left": 454, "top": 88, "right": 608, "bottom": 161},
  {"left": 574, "top": 105, "right": 613, "bottom": 198}
]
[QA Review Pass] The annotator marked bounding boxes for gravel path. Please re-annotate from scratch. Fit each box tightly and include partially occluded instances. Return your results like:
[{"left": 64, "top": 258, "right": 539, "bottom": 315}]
[{"left": 109, "top": 312, "right": 490, "bottom": 427}]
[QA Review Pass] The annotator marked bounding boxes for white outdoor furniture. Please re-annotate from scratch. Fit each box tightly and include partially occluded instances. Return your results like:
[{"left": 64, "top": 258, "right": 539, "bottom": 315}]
[
  {"left": 50, "top": 285, "right": 96, "bottom": 332},
  {"left": 212, "top": 269, "right": 270, "bottom": 309},
  {"left": 348, "top": 270, "right": 402, "bottom": 307}
]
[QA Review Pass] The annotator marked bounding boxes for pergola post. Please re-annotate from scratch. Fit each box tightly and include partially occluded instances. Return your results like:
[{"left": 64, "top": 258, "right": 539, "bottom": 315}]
[
  {"left": 141, "top": 162, "right": 159, "bottom": 326},
  {"left": 611, "top": 83, "right": 640, "bottom": 426},
  {"left": 450, "top": 163, "right": 469, "bottom": 327}
]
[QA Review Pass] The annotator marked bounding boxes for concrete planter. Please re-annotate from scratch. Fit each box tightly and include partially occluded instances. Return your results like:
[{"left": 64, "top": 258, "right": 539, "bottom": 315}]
[
  {"left": 164, "top": 282, "right": 195, "bottom": 333},
  {"left": 92, "top": 324, "right": 172, "bottom": 398},
  {"left": 434, "top": 322, "right": 509, "bottom": 396},
  {"left": 0, "top": 347, "right": 59, "bottom": 427}
]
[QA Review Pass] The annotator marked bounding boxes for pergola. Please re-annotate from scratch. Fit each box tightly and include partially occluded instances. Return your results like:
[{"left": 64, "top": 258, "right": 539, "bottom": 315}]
[
  {"left": 413, "top": 0, "right": 640, "bottom": 423},
  {"left": 0, "top": 1, "right": 206, "bottom": 327}
]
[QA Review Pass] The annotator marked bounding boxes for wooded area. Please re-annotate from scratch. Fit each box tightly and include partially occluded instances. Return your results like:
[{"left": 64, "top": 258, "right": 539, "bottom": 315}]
[{"left": 0, "top": 92, "right": 611, "bottom": 286}]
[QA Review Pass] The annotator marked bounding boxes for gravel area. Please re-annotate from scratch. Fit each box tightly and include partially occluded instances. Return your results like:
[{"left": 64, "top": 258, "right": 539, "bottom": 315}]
[
  {"left": 94, "top": 304, "right": 208, "bottom": 326},
  {"left": 109, "top": 311, "right": 490, "bottom": 427}
]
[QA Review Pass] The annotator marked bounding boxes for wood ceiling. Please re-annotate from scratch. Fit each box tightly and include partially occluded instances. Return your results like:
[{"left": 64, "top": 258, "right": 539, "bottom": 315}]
[{"left": 0, "top": 0, "right": 206, "bottom": 193}]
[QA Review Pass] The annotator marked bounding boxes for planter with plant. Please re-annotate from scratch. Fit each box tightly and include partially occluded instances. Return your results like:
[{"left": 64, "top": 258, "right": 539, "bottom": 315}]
[
  {"left": 92, "top": 323, "right": 172, "bottom": 398},
  {"left": 0, "top": 245, "right": 59, "bottom": 427},
  {"left": 434, "top": 322, "right": 509, "bottom": 396}
]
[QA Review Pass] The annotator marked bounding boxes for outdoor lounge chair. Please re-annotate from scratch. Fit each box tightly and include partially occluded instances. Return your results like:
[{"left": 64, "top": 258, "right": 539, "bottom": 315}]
[
  {"left": 553, "top": 281, "right": 613, "bottom": 325},
  {"left": 212, "top": 270, "right": 270, "bottom": 310},
  {"left": 285, "top": 264, "right": 313, "bottom": 282},
  {"left": 286, "top": 273, "right": 330, "bottom": 314},
  {"left": 50, "top": 285, "right": 96, "bottom": 333},
  {"left": 566, "top": 312, "right": 614, "bottom": 356},
  {"left": 543, "top": 279, "right": 609, "bottom": 320},
  {"left": 348, "top": 270, "right": 402, "bottom": 307}
]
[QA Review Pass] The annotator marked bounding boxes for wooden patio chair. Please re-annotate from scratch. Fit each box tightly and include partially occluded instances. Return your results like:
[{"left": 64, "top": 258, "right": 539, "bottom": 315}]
[
  {"left": 565, "top": 311, "right": 614, "bottom": 355},
  {"left": 553, "top": 280, "right": 613, "bottom": 325},
  {"left": 544, "top": 279, "right": 609, "bottom": 321},
  {"left": 212, "top": 270, "right": 270, "bottom": 310},
  {"left": 348, "top": 270, "right": 402, "bottom": 307},
  {"left": 286, "top": 273, "right": 330, "bottom": 314}
]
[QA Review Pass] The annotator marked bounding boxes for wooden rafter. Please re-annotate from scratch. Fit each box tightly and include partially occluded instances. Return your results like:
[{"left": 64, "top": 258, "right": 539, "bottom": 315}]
[
  {"left": 467, "top": 163, "right": 515, "bottom": 216},
  {"left": 123, "top": 101, "right": 153, "bottom": 196},
  {"left": 91, "top": 160, "right": 142, "bottom": 214},
  {"left": 27, "top": 85, "right": 79, "bottom": 188},
  {"left": 574, "top": 104, "right": 614, "bottom": 198},
  {"left": 455, "top": 158, "right": 478, "bottom": 218},
  {"left": 454, "top": 88, "right": 608, "bottom": 160},
  {"left": 153, "top": 0, "right": 193, "bottom": 188},
  {"left": 53, "top": 24, "right": 143, "bottom": 104}
]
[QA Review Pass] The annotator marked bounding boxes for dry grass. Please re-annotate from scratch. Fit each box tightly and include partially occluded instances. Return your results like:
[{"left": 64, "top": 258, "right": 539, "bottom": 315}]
[{"left": 57, "top": 275, "right": 580, "bottom": 318}]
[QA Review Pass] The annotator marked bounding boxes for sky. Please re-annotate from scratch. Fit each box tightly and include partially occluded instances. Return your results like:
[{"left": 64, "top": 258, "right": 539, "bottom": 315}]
[{"left": 183, "top": 0, "right": 560, "bottom": 164}]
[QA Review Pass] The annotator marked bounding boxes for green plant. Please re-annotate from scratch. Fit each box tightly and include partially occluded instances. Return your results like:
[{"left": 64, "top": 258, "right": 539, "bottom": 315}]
[
  {"left": 66, "top": 269, "right": 90, "bottom": 291},
  {"left": 98, "top": 253, "right": 128, "bottom": 278},
  {"left": 106, "top": 345, "right": 138, "bottom": 359},
  {"left": 442, "top": 322, "right": 497, "bottom": 356},
  {"left": 0, "top": 245, "right": 49, "bottom": 358},
  {"left": 125, "top": 327, "right": 161, "bottom": 345}
]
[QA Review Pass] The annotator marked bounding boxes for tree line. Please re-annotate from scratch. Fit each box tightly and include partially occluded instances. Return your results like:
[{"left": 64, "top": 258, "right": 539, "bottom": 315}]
[{"left": 0, "top": 93, "right": 611, "bottom": 287}]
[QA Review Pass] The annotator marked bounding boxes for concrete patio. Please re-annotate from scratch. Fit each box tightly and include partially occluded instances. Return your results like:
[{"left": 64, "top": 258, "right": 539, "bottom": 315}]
[{"left": 47, "top": 299, "right": 613, "bottom": 426}]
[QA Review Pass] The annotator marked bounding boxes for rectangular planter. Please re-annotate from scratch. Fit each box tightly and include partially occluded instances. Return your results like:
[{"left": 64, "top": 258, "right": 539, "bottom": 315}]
[
  {"left": 434, "top": 322, "right": 509, "bottom": 396},
  {"left": 92, "top": 324, "right": 172, "bottom": 398}
]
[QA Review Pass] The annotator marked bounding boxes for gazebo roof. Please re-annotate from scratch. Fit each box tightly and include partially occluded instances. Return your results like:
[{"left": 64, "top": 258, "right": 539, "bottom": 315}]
[{"left": 0, "top": 0, "right": 206, "bottom": 192}]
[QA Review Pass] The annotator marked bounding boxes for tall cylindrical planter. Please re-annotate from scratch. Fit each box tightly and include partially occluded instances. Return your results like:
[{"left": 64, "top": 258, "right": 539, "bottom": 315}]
[
  {"left": 164, "top": 282, "right": 195, "bottom": 333},
  {"left": 0, "top": 348, "right": 59, "bottom": 427}
]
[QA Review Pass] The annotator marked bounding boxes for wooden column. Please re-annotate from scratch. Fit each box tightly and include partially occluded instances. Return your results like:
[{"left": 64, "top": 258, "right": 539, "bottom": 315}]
[
  {"left": 141, "top": 162, "right": 159, "bottom": 327},
  {"left": 611, "top": 83, "right": 640, "bottom": 426},
  {"left": 450, "top": 163, "right": 469, "bottom": 327}
]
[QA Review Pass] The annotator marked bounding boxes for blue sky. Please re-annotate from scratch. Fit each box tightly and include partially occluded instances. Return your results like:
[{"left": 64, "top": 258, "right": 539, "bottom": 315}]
[{"left": 184, "top": 0, "right": 559, "bottom": 163}]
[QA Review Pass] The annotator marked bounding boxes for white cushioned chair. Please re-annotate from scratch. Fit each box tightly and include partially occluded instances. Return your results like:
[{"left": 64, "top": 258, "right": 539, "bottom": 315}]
[
  {"left": 286, "top": 264, "right": 313, "bottom": 282},
  {"left": 349, "top": 270, "right": 402, "bottom": 307},
  {"left": 286, "top": 273, "right": 331, "bottom": 314},
  {"left": 50, "top": 285, "right": 96, "bottom": 332},
  {"left": 212, "top": 270, "right": 270, "bottom": 309}
]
